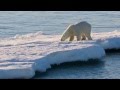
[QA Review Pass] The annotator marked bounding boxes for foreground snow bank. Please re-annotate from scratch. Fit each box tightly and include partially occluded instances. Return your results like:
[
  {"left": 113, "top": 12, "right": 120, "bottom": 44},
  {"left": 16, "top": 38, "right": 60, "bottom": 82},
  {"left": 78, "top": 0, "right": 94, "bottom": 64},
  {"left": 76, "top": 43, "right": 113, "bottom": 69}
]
[
  {"left": 0, "top": 41, "right": 105, "bottom": 79},
  {"left": 35, "top": 43, "right": 105, "bottom": 72},
  {"left": 0, "top": 30, "right": 119, "bottom": 79}
]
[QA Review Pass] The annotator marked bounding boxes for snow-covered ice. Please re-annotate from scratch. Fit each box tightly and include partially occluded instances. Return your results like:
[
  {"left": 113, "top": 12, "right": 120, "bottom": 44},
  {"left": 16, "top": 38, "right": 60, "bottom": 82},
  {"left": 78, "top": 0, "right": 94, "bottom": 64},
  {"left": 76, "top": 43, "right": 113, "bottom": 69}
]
[
  {"left": 93, "top": 30, "right": 120, "bottom": 49},
  {"left": 0, "top": 30, "right": 120, "bottom": 79}
]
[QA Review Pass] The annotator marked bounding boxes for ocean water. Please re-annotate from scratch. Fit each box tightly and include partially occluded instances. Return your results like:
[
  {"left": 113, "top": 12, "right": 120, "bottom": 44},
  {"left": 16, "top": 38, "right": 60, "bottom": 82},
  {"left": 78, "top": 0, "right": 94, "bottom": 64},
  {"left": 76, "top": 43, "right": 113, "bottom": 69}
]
[
  {"left": 34, "top": 52, "right": 120, "bottom": 79},
  {"left": 0, "top": 11, "right": 120, "bottom": 38},
  {"left": 0, "top": 11, "right": 120, "bottom": 79}
]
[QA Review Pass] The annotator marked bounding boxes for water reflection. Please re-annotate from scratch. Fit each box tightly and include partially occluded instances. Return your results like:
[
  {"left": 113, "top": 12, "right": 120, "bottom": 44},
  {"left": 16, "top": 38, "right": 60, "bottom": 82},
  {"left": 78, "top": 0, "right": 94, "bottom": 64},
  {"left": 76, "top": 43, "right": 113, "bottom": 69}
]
[
  {"left": 34, "top": 60, "right": 106, "bottom": 79},
  {"left": 34, "top": 52, "right": 120, "bottom": 79}
]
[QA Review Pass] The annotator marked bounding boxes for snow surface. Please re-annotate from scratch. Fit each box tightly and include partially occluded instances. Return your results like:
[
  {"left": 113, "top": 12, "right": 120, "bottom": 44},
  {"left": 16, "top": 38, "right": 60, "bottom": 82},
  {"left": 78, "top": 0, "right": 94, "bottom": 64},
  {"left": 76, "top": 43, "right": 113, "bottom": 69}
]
[{"left": 0, "top": 30, "right": 120, "bottom": 79}]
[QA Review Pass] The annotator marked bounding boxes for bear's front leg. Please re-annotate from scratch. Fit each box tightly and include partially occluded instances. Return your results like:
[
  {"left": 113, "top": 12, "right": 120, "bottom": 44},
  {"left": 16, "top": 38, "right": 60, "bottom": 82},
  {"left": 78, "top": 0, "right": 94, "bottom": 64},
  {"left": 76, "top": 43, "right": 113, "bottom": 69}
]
[
  {"left": 85, "top": 33, "right": 92, "bottom": 40},
  {"left": 69, "top": 36, "right": 74, "bottom": 41}
]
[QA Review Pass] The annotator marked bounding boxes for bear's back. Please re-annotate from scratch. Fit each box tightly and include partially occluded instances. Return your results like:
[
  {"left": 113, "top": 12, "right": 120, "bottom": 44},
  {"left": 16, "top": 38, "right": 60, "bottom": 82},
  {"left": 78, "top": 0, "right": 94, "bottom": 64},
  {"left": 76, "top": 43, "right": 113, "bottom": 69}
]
[
  {"left": 72, "top": 21, "right": 91, "bottom": 35},
  {"left": 75, "top": 21, "right": 91, "bottom": 28}
]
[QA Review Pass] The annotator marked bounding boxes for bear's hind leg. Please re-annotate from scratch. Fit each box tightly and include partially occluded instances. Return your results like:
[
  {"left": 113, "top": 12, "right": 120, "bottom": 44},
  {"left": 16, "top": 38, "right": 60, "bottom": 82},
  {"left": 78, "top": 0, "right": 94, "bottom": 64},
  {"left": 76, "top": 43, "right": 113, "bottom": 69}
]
[{"left": 85, "top": 33, "right": 92, "bottom": 40}]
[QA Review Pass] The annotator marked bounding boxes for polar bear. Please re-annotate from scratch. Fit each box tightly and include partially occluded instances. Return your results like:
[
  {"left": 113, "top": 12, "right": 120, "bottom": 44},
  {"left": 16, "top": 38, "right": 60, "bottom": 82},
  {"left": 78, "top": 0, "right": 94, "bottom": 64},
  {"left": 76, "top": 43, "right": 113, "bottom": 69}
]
[{"left": 61, "top": 21, "right": 92, "bottom": 41}]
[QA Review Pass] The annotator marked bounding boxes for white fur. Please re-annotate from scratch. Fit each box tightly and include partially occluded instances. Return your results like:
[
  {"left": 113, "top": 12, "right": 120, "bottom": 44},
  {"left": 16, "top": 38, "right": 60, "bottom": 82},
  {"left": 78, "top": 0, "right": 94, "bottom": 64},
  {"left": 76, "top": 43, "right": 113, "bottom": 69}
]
[{"left": 61, "top": 21, "right": 92, "bottom": 41}]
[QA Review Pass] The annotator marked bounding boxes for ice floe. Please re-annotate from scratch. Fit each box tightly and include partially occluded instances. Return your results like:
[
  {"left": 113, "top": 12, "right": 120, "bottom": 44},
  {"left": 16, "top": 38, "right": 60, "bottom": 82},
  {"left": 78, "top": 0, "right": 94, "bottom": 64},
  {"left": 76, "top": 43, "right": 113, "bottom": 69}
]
[{"left": 0, "top": 30, "right": 119, "bottom": 79}]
